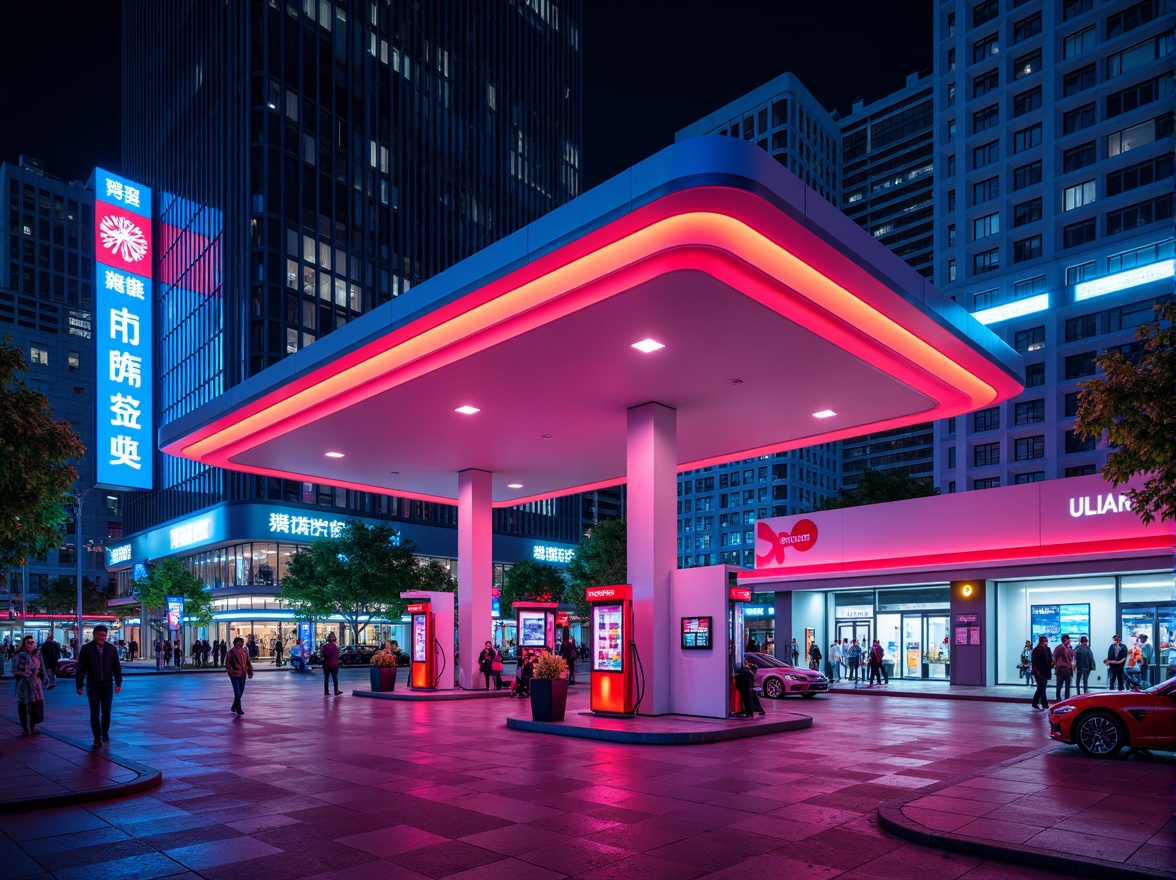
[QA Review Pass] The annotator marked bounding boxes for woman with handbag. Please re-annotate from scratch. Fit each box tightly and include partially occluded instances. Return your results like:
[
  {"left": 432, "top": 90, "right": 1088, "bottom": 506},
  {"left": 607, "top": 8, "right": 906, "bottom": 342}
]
[
  {"left": 12, "top": 635, "right": 46, "bottom": 736},
  {"left": 478, "top": 641, "right": 500, "bottom": 690},
  {"left": 1018, "top": 639, "right": 1032, "bottom": 686}
]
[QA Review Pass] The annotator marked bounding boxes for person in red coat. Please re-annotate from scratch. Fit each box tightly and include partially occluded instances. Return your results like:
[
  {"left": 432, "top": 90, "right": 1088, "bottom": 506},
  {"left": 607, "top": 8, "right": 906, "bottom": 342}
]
[{"left": 321, "top": 632, "right": 342, "bottom": 695}]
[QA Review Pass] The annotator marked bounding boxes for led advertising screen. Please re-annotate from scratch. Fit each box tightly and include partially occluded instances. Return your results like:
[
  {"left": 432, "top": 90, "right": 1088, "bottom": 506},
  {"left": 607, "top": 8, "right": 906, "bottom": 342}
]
[
  {"left": 1031, "top": 603, "right": 1090, "bottom": 644},
  {"left": 165, "top": 596, "right": 184, "bottom": 632},
  {"left": 681, "top": 616, "right": 713, "bottom": 650},
  {"left": 297, "top": 621, "right": 314, "bottom": 652},
  {"left": 94, "top": 168, "right": 154, "bottom": 491},
  {"left": 593, "top": 604, "right": 624, "bottom": 672},
  {"left": 519, "top": 611, "right": 547, "bottom": 647},
  {"left": 413, "top": 614, "right": 428, "bottom": 662}
]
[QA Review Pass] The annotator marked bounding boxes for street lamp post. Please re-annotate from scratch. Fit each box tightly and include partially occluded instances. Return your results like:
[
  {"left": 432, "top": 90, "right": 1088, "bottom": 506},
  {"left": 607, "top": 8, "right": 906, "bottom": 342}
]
[{"left": 75, "top": 491, "right": 84, "bottom": 649}]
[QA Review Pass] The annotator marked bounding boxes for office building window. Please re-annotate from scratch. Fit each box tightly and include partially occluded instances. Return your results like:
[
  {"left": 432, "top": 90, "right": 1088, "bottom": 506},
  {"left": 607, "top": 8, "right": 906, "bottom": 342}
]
[
  {"left": 29, "top": 345, "right": 48, "bottom": 365},
  {"left": 1065, "top": 261, "right": 1097, "bottom": 285},
  {"left": 1063, "top": 218, "right": 1096, "bottom": 248},
  {"left": 1063, "top": 104, "right": 1096, "bottom": 134},
  {"left": 1062, "top": 142, "right": 1096, "bottom": 172},
  {"left": 974, "top": 442, "right": 1000, "bottom": 467},
  {"left": 1064, "top": 351, "right": 1097, "bottom": 379},
  {"left": 1014, "top": 326, "right": 1045, "bottom": 353},
  {"left": 973, "top": 141, "right": 999, "bottom": 169},
  {"left": 1107, "top": 1, "right": 1160, "bottom": 39},
  {"left": 1013, "top": 235, "right": 1042, "bottom": 262},
  {"left": 1107, "top": 116, "right": 1173, "bottom": 157},
  {"left": 1106, "top": 38, "right": 1165, "bottom": 78},
  {"left": 973, "top": 288, "right": 998, "bottom": 309},
  {"left": 1013, "top": 198, "right": 1042, "bottom": 226},
  {"left": 947, "top": 224, "right": 957, "bottom": 245},
  {"left": 1063, "top": 25, "right": 1097, "bottom": 58},
  {"left": 973, "top": 0, "right": 999, "bottom": 27},
  {"left": 1013, "top": 13, "right": 1041, "bottom": 42},
  {"left": 948, "top": 48, "right": 956, "bottom": 71},
  {"left": 1014, "top": 275, "right": 1046, "bottom": 298},
  {"left": 1015, "top": 472, "right": 1045, "bottom": 484},
  {"left": 974, "top": 407, "right": 1000, "bottom": 432},
  {"left": 1063, "top": 180, "right": 1096, "bottom": 211},
  {"left": 1106, "top": 239, "right": 1175, "bottom": 273},
  {"left": 1012, "top": 160, "right": 1042, "bottom": 190},
  {"left": 1013, "top": 49, "right": 1042, "bottom": 79},
  {"left": 947, "top": 416, "right": 957, "bottom": 435},
  {"left": 1107, "top": 76, "right": 1170, "bottom": 118},
  {"left": 948, "top": 446, "right": 956, "bottom": 468},
  {"left": 68, "top": 350, "right": 80, "bottom": 370},
  {"left": 974, "top": 477, "right": 1001, "bottom": 490},
  {"left": 973, "top": 33, "right": 1000, "bottom": 62},
  {"left": 1025, "top": 363, "right": 1045, "bottom": 386},
  {"left": 1063, "top": 0, "right": 1093, "bottom": 20},
  {"left": 1107, "top": 197, "right": 1172, "bottom": 236},
  {"left": 947, "top": 190, "right": 956, "bottom": 211},
  {"left": 1015, "top": 400, "right": 1045, "bottom": 425},
  {"left": 973, "top": 212, "right": 1000, "bottom": 240},
  {"left": 1013, "top": 124, "right": 1041, "bottom": 153},
  {"left": 1012, "top": 87, "right": 1041, "bottom": 117},
  {"left": 973, "top": 70, "right": 1000, "bottom": 98},
  {"left": 1065, "top": 464, "right": 1097, "bottom": 477},
  {"left": 1064, "top": 429, "right": 1096, "bottom": 454},
  {"left": 1063, "top": 64, "right": 1096, "bottom": 96},
  {"left": 1064, "top": 391, "right": 1081, "bottom": 417},
  {"left": 1015, "top": 436, "right": 1045, "bottom": 460},
  {"left": 973, "top": 104, "right": 1000, "bottom": 133},
  {"left": 948, "top": 481, "right": 957, "bottom": 494},
  {"left": 947, "top": 11, "right": 956, "bottom": 35},
  {"left": 1107, "top": 155, "right": 1174, "bottom": 196},
  {"left": 743, "top": 116, "right": 754, "bottom": 139},
  {"left": 948, "top": 120, "right": 957, "bottom": 142},
  {"left": 973, "top": 248, "right": 1000, "bottom": 274},
  {"left": 947, "top": 258, "right": 957, "bottom": 282},
  {"left": 1066, "top": 314, "right": 1098, "bottom": 342}
]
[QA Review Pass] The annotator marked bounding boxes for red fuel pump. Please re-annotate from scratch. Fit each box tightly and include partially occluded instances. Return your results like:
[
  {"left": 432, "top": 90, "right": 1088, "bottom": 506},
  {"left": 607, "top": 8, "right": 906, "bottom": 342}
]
[
  {"left": 586, "top": 585, "right": 639, "bottom": 715},
  {"left": 407, "top": 601, "right": 434, "bottom": 689}
]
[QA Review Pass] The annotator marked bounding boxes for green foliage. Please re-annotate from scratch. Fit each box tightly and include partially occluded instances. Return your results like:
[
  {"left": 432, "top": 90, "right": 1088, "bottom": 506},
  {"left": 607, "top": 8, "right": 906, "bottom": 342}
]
[
  {"left": 564, "top": 518, "right": 627, "bottom": 619},
  {"left": 499, "top": 559, "right": 566, "bottom": 618},
  {"left": 33, "top": 575, "right": 108, "bottom": 616},
  {"left": 133, "top": 557, "right": 214, "bottom": 625},
  {"left": 0, "top": 338, "right": 86, "bottom": 578},
  {"left": 1075, "top": 301, "right": 1175, "bottom": 525},
  {"left": 815, "top": 468, "right": 937, "bottom": 510},
  {"left": 533, "top": 651, "right": 568, "bottom": 679},
  {"left": 416, "top": 559, "right": 458, "bottom": 594},
  {"left": 279, "top": 520, "right": 424, "bottom": 643}
]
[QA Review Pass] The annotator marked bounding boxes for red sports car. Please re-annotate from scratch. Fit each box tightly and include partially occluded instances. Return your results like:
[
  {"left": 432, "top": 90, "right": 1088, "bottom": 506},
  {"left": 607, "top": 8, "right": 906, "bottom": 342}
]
[{"left": 1049, "top": 675, "right": 1176, "bottom": 758}]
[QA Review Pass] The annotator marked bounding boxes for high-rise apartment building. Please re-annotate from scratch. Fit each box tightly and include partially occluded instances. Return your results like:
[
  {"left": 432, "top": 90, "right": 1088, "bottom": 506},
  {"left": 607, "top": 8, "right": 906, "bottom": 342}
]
[
  {"left": 111, "top": 1, "right": 586, "bottom": 650},
  {"left": 933, "top": 0, "right": 1173, "bottom": 493},
  {"left": 0, "top": 157, "right": 121, "bottom": 608}
]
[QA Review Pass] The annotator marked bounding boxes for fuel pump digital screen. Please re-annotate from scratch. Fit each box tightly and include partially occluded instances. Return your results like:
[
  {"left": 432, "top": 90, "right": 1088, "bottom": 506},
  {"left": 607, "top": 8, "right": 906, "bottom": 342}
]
[
  {"left": 593, "top": 603, "right": 624, "bottom": 672},
  {"left": 681, "top": 616, "right": 713, "bottom": 649},
  {"left": 519, "top": 611, "right": 547, "bottom": 647},
  {"left": 413, "top": 614, "right": 428, "bottom": 662}
]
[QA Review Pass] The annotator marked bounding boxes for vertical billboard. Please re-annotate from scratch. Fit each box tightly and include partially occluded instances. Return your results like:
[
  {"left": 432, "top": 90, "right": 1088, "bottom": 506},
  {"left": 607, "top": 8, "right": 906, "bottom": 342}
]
[{"left": 93, "top": 168, "right": 154, "bottom": 490}]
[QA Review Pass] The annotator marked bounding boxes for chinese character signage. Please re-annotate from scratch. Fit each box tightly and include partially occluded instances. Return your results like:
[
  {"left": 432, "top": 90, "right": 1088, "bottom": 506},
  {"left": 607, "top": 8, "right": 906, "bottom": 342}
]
[{"left": 94, "top": 168, "right": 154, "bottom": 490}]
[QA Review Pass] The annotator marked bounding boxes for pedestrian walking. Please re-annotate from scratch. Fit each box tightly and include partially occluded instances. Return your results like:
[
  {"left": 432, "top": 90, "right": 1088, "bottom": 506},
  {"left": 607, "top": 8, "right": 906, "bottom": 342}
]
[
  {"left": 867, "top": 639, "right": 884, "bottom": 686},
  {"left": 12, "top": 635, "right": 46, "bottom": 737},
  {"left": 173, "top": 639, "right": 183, "bottom": 668},
  {"left": 790, "top": 638, "right": 800, "bottom": 665},
  {"left": 479, "top": 640, "right": 501, "bottom": 690},
  {"left": 154, "top": 636, "right": 164, "bottom": 670},
  {"left": 321, "top": 632, "right": 342, "bottom": 695},
  {"left": 1139, "top": 634, "right": 1153, "bottom": 686},
  {"left": 808, "top": 640, "right": 822, "bottom": 671},
  {"left": 274, "top": 638, "right": 285, "bottom": 667},
  {"left": 1030, "top": 635, "right": 1052, "bottom": 710},
  {"left": 1125, "top": 638, "right": 1144, "bottom": 690},
  {"left": 1052, "top": 634, "right": 1075, "bottom": 701},
  {"left": 846, "top": 638, "right": 862, "bottom": 683},
  {"left": 1105, "top": 635, "right": 1127, "bottom": 691},
  {"left": 75, "top": 624, "right": 122, "bottom": 748},
  {"left": 1074, "top": 636, "right": 1095, "bottom": 693},
  {"left": 1017, "top": 639, "right": 1032, "bottom": 685},
  {"left": 830, "top": 640, "right": 842, "bottom": 681},
  {"left": 127, "top": 639, "right": 138, "bottom": 662},
  {"left": 560, "top": 637, "right": 578, "bottom": 685},
  {"left": 225, "top": 636, "right": 254, "bottom": 715},
  {"left": 39, "top": 634, "right": 61, "bottom": 689}
]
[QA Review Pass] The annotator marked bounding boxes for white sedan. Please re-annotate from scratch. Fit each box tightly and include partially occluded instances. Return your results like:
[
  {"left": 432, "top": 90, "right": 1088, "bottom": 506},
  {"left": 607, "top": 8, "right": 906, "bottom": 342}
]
[{"left": 745, "top": 651, "right": 830, "bottom": 699}]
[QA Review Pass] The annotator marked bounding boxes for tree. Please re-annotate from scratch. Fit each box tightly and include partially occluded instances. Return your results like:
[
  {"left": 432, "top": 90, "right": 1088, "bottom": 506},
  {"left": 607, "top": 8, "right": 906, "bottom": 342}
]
[
  {"left": 416, "top": 559, "right": 458, "bottom": 594},
  {"left": 0, "top": 338, "right": 86, "bottom": 587},
  {"left": 280, "top": 520, "right": 423, "bottom": 643},
  {"left": 133, "top": 558, "right": 214, "bottom": 627},
  {"left": 815, "top": 468, "right": 937, "bottom": 510},
  {"left": 33, "top": 575, "right": 109, "bottom": 619},
  {"left": 564, "top": 518, "right": 627, "bottom": 619},
  {"left": 499, "top": 559, "right": 566, "bottom": 618},
  {"left": 1075, "top": 301, "right": 1175, "bottom": 525}
]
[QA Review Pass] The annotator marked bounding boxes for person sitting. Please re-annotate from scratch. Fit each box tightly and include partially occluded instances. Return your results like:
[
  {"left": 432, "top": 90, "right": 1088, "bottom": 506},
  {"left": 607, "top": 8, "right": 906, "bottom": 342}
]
[
  {"left": 289, "top": 639, "right": 308, "bottom": 672},
  {"left": 512, "top": 651, "right": 535, "bottom": 697}
]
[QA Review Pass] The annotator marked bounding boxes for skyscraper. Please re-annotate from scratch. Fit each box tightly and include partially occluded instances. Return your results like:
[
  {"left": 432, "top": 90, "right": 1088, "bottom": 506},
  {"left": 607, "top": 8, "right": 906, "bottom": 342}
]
[{"left": 112, "top": 1, "right": 585, "bottom": 648}]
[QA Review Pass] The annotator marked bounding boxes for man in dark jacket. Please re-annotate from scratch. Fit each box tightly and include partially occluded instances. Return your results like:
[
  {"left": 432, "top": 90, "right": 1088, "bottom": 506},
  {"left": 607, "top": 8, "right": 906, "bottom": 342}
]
[
  {"left": 1030, "top": 635, "right": 1052, "bottom": 710},
  {"left": 40, "top": 635, "right": 61, "bottom": 689},
  {"left": 75, "top": 625, "right": 123, "bottom": 747},
  {"left": 560, "top": 637, "right": 578, "bottom": 685},
  {"left": 1106, "top": 635, "right": 1128, "bottom": 691}
]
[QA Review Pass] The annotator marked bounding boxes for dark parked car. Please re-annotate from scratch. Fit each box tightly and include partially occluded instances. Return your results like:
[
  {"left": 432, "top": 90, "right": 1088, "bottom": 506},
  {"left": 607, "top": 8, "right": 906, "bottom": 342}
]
[
  {"left": 308, "top": 645, "right": 410, "bottom": 667},
  {"left": 744, "top": 651, "right": 829, "bottom": 699}
]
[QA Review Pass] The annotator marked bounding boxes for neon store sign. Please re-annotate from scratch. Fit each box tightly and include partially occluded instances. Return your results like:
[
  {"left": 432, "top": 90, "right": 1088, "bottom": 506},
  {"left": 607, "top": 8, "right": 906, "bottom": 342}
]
[
  {"left": 1069, "top": 493, "right": 1132, "bottom": 517},
  {"left": 94, "top": 168, "right": 154, "bottom": 491},
  {"left": 533, "top": 544, "right": 575, "bottom": 564}
]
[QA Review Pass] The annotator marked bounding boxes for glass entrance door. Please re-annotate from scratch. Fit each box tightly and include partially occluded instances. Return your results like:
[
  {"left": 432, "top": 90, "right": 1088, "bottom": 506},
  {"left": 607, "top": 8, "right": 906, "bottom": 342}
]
[
  {"left": 901, "top": 615, "right": 922, "bottom": 678},
  {"left": 926, "top": 614, "right": 950, "bottom": 680},
  {"left": 1121, "top": 605, "right": 1174, "bottom": 687},
  {"left": 836, "top": 622, "right": 871, "bottom": 657}
]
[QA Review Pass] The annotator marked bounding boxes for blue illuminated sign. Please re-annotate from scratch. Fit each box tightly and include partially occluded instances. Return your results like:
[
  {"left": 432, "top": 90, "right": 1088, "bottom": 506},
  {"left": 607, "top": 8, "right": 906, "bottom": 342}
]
[
  {"left": 93, "top": 168, "right": 154, "bottom": 491},
  {"left": 1074, "top": 260, "right": 1174, "bottom": 302}
]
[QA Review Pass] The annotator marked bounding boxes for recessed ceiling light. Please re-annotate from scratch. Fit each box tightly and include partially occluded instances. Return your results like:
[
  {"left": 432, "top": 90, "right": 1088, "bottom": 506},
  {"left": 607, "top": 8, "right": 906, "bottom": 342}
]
[
  {"left": 812, "top": 409, "right": 837, "bottom": 419},
  {"left": 324, "top": 451, "right": 345, "bottom": 458},
  {"left": 631, "top": 338, "right": 665, "bottom": 353},
  {"left": 507, "top": 483, "right": 523, "bottom": 489},
  {"left": 455, "top": 405, "right": 480, "bottom": 415}
]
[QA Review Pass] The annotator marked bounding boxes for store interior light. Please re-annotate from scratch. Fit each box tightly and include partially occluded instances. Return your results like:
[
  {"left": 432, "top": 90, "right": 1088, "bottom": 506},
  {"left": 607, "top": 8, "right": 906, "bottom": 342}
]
[
  {"left": 455, "top": 405, "right": 480, "bottom": 415},
  {"left": 631, "top": 338, "right": 665, "bottom": 353}
]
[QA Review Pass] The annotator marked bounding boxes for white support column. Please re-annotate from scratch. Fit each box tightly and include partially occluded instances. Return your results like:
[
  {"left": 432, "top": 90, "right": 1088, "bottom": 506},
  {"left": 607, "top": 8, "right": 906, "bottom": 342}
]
[
  {"left": 626, "top": 402, "right": 677, "bottom": 716},
  {"left": 457, "top": 468, "right": 493, "bottom": 690}
]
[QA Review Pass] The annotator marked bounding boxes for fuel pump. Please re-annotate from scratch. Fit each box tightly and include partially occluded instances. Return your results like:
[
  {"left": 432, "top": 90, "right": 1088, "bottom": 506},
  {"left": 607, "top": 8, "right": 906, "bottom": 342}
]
[
  {"left": 407, "top": 601, "right": 434, "bottom": 689},
  {"left": 586, "top": 585, "right": 639, "bottom": 715}
]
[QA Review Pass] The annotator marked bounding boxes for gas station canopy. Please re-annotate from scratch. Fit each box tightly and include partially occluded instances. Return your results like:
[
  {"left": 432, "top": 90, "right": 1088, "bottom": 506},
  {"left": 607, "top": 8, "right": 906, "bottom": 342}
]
[{"left": 161, "top": 139, "right": 1022, "bottom": 505}]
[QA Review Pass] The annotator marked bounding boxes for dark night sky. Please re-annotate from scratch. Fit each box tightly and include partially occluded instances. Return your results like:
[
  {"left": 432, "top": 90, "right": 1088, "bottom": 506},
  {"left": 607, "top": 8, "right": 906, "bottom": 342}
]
[{"left": 2, "top": 1, "right": 931, "bottom": 188}]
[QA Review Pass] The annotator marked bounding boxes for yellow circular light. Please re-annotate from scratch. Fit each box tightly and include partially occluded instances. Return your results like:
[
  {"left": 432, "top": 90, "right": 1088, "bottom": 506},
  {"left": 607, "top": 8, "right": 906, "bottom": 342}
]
[{"left": 962, "top": 584, "right": 974, "bottom": 597}]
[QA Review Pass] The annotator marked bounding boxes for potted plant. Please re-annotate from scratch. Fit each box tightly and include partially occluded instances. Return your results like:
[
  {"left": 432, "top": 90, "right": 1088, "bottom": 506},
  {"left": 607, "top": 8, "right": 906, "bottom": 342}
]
[
  {"left": 369, "top": 642, "right": 398, "bottom": 691},
  {"left": 529, "top": 652, "right": 569, "bottom": 722}
]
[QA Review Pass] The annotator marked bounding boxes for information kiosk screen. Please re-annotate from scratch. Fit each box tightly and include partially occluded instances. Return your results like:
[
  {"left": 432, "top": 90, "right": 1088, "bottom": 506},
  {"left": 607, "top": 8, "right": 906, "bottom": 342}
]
[
  {"left": 519, "top": 611, "right": 547, "bottom": 647},
  {"left": 413, "top": 614, "right": 428, "bottom": 662},
  {"left": 681, "top": 616, "right": 713, "bottom": 649},
  {"left": 593, "top": 603, "right": 624, "bottom": 672}
]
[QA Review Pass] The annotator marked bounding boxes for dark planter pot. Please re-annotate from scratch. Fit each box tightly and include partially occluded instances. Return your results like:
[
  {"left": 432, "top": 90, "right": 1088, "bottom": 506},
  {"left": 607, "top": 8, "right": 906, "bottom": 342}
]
[
  {"left": 370, "top": 666, "right": 397, "bottom": 692},
  {"left": 530, "top": 678, "right": 568, "bottom": 722}
]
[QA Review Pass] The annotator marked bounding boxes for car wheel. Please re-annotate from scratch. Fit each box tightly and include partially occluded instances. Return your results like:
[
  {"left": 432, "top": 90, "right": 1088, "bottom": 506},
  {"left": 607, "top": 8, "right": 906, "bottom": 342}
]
[
  {"left": 1075, "top": 711, "right": 1126, "bottom": 758},
  {"left": 763, "top": 677, "right": 784, "bottom": 699},
  {"left": 801, "top": 692, "right": 817, "bottom": 699}
]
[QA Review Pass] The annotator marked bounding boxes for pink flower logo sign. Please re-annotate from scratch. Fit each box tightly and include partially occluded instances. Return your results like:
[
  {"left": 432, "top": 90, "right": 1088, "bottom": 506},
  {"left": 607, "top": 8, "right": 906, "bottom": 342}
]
[
  {"left": 756, "top": 518, "right": 818, "bottom": 566},
  {"left": 95, "top": 200, "right": 152, "bottom": 273}
]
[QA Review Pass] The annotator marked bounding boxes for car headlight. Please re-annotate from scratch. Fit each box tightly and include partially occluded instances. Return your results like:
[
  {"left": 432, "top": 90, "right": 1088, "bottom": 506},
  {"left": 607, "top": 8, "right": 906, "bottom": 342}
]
[
  {"left": 1051, "top": 706, "right": 1076, "bottom": 715},
  {"left": 783, "top": 674, "right": 806, "bottom": 681}
]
